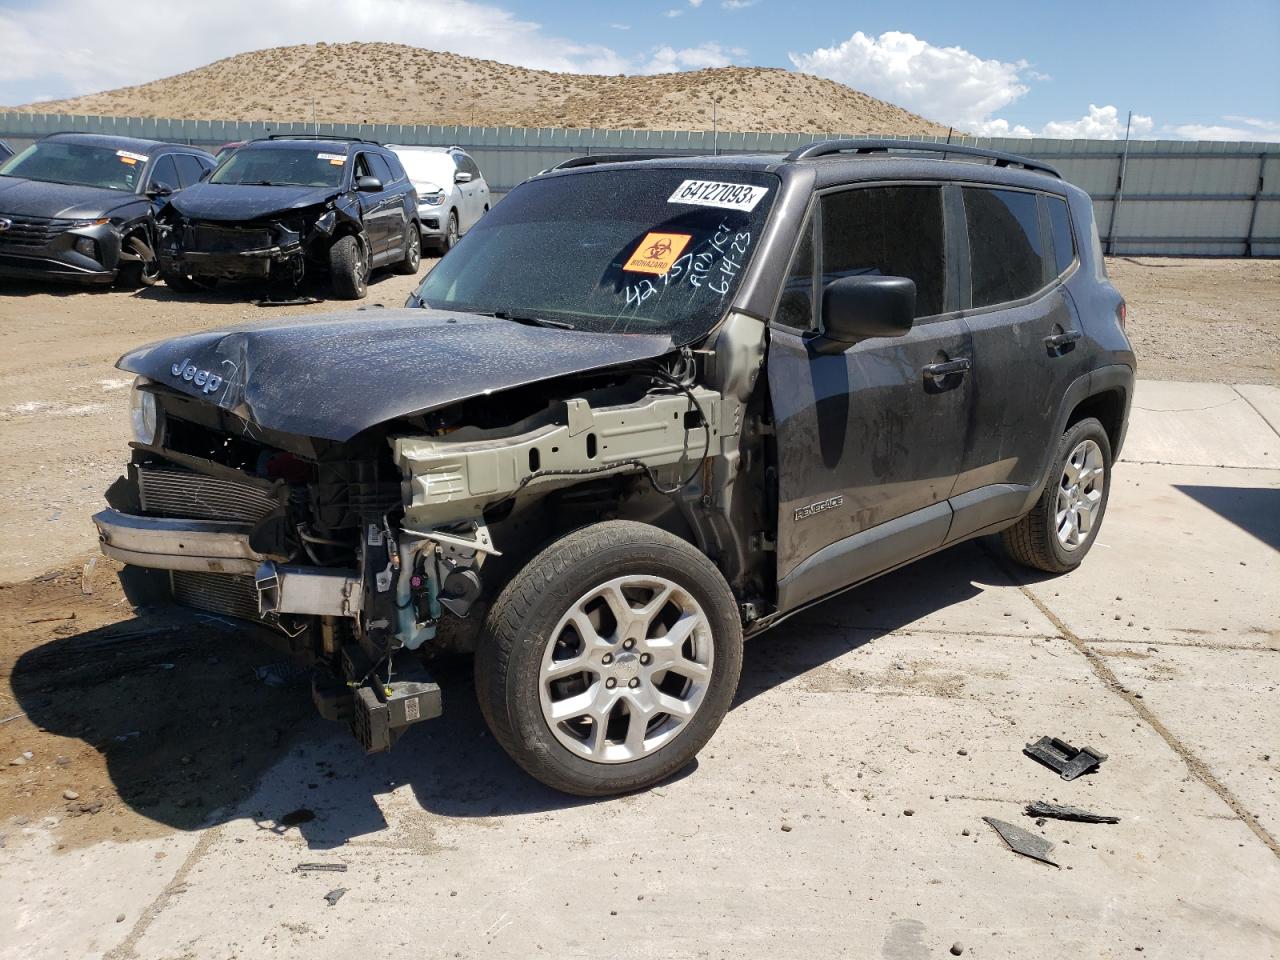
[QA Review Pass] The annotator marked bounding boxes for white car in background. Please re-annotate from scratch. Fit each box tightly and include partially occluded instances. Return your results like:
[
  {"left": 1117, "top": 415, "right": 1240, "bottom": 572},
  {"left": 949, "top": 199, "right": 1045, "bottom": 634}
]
[{"left": 386, "top": 145, "right": 490, "bottom": 254}]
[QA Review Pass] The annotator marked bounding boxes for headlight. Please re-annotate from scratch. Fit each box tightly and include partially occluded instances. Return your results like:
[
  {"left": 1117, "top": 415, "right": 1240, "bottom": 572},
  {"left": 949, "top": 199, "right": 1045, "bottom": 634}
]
[
  {"left": 71, "top": 217, "right": 110, "bottom": 229},
  {"left": 422, "top": 192, "right": 445, "bottom": 206},
  {"left": 129, "top": 377, "right": 162, "bottom": 445}
]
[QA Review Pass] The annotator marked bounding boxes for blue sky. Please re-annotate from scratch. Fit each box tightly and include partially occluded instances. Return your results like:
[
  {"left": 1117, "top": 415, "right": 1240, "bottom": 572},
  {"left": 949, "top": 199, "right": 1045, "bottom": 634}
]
[{"left": 2, "top": 0, "right": 1277, "bottom": 139}]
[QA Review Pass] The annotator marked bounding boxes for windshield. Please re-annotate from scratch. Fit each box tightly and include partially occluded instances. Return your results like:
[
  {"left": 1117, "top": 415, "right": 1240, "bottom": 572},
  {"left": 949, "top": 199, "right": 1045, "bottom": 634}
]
[
  {"left": 413, "top": 167, "right": 779, "bottom": 342},
  {"left": 395, "top": 152, "right": 455, "bottom": 189},
  {"left": 0, "top": 141, "right": 147, "bottom": 192},
  {"left": 210, "top": 147, "right": 348, "bottom": 187}
]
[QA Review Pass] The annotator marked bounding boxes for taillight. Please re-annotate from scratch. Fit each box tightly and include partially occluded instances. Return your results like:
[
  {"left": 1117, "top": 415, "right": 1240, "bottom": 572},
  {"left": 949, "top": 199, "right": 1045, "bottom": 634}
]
[{"left": 1117, "top": 300, "right": 1126, "bottom": 329}]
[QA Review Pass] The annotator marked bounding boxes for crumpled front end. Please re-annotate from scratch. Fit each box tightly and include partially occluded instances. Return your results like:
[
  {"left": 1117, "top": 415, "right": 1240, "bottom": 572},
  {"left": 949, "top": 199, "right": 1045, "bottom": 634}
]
[{"left": 156, "top": 208, "right": 338, "bottom": 283}]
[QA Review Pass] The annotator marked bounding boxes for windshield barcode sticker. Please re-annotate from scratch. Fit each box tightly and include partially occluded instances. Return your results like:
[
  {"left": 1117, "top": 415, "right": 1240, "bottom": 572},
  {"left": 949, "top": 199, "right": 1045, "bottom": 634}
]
[
  {"left": 317, "top": 152, "right": 346, "bottom": 161},
  {"left": 668, "top": 180, "right": 769, "bottom": 211},
  {"left": 116, "top": 149, "right": 148, "bottom": 163}
]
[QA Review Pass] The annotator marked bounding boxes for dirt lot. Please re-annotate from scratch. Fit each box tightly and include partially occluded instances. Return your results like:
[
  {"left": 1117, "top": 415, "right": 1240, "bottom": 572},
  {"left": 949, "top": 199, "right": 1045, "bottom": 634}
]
[
  {"left": 1107, "top": 257, "right": 1280, "bottom": 386},
  {"left": 0, "top": 257, "right": 1276, "bottom": 852}
]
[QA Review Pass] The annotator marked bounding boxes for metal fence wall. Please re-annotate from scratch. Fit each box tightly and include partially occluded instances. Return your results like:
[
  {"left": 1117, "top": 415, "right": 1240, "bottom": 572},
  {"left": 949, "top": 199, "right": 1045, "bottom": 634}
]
[{"left": 3, "top": 111, "right": 1277, "bottom": 256}]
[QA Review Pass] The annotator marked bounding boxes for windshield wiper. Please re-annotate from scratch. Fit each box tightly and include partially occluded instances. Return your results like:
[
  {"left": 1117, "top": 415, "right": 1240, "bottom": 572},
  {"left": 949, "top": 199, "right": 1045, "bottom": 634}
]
[{"left": 489, "top": 310, "right": 576, "bottom": 331}]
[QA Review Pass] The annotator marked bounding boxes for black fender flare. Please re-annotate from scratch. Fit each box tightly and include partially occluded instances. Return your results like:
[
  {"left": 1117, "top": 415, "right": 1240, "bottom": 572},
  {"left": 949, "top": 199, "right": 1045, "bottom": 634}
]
[{"left": 1019, "top": 363, "right": 1135, "bottom": 514}]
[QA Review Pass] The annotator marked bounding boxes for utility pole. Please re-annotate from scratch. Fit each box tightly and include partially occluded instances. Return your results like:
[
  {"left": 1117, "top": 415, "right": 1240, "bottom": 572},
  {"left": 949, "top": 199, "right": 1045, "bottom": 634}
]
[
  {"left": 311, "top": 97, "right": 318, "bottom": 134},
  {"left": 712, "top": 96, "right": 719, "bottom": 155},
  {"left": 1108, "top": 110, "right": 1133, "bottom": 255}
]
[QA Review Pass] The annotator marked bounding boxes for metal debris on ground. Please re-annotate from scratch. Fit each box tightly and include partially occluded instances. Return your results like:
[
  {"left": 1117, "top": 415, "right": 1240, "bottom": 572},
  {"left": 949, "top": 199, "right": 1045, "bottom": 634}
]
[
  {"left": 323, "top": 888, "right": 347, "bottom": 906},
  {"left": 294, "top": 863, "right": 347, "bottom": 873},
  {"left": 1024, "top": 736, "right": 1108, "bottom": 780},
  {"left": 983, "top": 817, "right": 1059, "bottom": 867},
  {"left": 1025, "top": 801, "right": 1120, "bottom": 824}
]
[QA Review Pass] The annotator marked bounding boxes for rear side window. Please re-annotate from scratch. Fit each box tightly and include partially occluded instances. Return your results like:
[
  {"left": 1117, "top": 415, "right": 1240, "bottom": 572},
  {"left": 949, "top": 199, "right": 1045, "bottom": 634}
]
[
  {"left": 1045, "top": 196, "right": 1075, "bottom": 276},
  {"left": 820, "top": 186, "right": 946, "bottom": 319},
  {"left": 383, "top": 153, "right": 407, "bottom": 183},
  {"left": 964, "top": 187, "right": 1046, "bottom": 307}
]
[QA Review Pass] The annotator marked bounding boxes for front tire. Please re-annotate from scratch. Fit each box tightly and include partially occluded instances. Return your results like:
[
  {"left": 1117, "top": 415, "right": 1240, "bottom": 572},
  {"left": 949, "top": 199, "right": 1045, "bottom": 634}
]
[
  {"left": 475, "top": 521, "right": 743, "bottom": 796},
  {"left": 117, "top": 230, "right": 160, "bottom": 288},
  {"left": 1003, "top": 417, "right": 1112, "bottom": 573},
  {"left": 329, "top": 233, "right": 369, "bottom": 300}
]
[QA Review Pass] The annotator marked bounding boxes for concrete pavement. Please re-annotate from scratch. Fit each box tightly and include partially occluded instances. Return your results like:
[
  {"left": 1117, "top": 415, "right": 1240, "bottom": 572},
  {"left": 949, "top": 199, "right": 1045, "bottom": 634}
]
[{"left": 3, "top": 380, "right": 1278, "bottom": 960}]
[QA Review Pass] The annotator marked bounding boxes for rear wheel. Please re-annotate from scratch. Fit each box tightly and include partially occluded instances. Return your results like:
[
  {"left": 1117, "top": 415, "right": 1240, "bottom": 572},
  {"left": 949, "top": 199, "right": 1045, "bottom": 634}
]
[
  {"left": 393, "top": 223, "right": 421, "bottom": 275},
  {"left": 1003, "top": 417, "right": 1112, "bottom": 573},
  {"left": 329, "top": 233, "right": 369, "bottom": 299},
  {"left": 475, "top": 521, "right": 743, "bottom": 796}
]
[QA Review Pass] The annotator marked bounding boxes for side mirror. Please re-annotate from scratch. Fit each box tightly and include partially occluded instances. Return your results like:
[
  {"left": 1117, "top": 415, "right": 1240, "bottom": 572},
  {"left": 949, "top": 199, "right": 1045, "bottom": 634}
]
[
  {"left": 821, "top": 275, "right": 916, "bottom": 344},
  {"left": 356, "top": 175, "right": 383, "bottom": 192},
  {"left": 147, "top": 181, "right": 174, "bottom": 198},
  {"left": 454, "top": 171, "right": 473, "bottom": 184}
]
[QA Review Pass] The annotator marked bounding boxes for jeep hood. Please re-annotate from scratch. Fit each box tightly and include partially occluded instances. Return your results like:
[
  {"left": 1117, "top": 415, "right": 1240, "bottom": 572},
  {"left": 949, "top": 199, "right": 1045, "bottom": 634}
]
[
  {"left": 167, "top": 182, "right": 339, "bottom": 222},
  {"left": 117, "top": 309, "right": 674, "bottom": 441},
  {"left": 0, "top": 176, "right": 140, "bottom": 220}
]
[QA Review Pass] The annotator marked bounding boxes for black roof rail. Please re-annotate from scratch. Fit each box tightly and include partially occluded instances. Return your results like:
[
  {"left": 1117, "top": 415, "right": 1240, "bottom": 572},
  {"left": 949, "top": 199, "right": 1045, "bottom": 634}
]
[
  {"left": 263, "top": 134, "right": 381, "bottom": 145},
  {"left": 785, "top": 138, "right": 1061, "bottom": 178},
  {"left": 552, "top": 153, "right": 678, "bottom": 171}
]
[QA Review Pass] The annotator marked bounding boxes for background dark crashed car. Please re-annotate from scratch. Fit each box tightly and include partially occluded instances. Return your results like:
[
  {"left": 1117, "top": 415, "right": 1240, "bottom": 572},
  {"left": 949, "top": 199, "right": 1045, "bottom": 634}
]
[
  {"left": 155, "top": 136, "right": 421, "bottom": 299},
  {"left": 0, "top": 132, "right": 214, "bottom": 287}
]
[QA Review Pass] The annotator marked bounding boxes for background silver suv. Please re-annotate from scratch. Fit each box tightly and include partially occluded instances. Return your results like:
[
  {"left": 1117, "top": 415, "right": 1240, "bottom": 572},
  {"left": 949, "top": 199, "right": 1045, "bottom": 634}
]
[{"left": 387, "top": 145, "right": 489, "bottom": 254}]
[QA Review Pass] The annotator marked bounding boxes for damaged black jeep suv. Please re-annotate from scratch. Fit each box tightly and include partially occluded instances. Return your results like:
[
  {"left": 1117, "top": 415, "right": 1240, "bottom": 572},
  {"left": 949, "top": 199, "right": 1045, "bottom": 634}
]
[
  {"left": 156, "top": 135, "right": 420, "bottom": 299},
  {"left": 95, "top": 140, "right": 1133, "bottom": 796}
]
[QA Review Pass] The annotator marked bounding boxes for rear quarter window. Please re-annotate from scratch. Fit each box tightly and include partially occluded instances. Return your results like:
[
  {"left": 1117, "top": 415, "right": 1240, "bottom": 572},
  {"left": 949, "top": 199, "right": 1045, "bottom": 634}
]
[
  {"left": 1045, "top": 195, "right": 1076, "bottom": 276},
  {"left": 964, "top": 187, "right": 1046, "bottom": 307}
]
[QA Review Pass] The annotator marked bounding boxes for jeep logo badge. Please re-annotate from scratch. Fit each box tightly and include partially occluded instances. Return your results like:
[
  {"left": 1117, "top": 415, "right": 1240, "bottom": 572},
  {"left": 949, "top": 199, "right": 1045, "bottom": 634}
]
[
  {"left": 0, "top": 218, "right": 11, "bottom": 232},
  {"left": 170, "top": 357, "right": 224, "bottom": 394}
]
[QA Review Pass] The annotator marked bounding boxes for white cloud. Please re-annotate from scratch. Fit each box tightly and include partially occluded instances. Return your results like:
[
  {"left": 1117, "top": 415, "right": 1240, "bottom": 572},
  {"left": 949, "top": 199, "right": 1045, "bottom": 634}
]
[
  {"left": 688, "top": 0, "right": 705, "bottom": 6},
  {"left": 1040, "top": 104, "right": 1153, "bottom": 139},
  {"left": 790, "top": 30, "right": 1033, "bottom": 130},
  {"left": 1165, "top": 115, "right": 1280, "bottom": 142},
  {"left": 664, "top": 8, "right": 684, "bottom": 16},
  {"left": 971, "top": 105, "right": 1155, "bottom": 139},
  {"left": 642, "top": 42, "right": 736, "bottom": 74},
  {"left": 608, "top": 22, "right": 631, "bottom": 30},
  {"left": 722, "top": 0, "right": 759, "bottom": 7},
  {"left": 0, "top": 0, "right": 632, "bottom": 103}
]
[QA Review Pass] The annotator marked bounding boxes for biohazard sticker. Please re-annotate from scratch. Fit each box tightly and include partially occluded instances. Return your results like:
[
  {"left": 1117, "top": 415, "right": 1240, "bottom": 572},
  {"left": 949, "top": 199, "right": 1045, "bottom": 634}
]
[
  {"left": 116, "top": 149, "right": 149, "bottom": 164},
  {"left": 668, "top": 179, "right": 769, "bottom": 211},
  {"left": 623, "top": 232, "right": 692, "bottom": 275}
]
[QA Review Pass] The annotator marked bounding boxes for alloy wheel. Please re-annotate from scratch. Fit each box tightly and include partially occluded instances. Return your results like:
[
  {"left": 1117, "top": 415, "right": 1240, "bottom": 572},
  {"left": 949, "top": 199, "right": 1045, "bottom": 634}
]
[
  {"left": 539, "top": 575, "right": 714, "bottom": 764},
  {"left": 1055, "top": 438, "right": 1105, "bottom": 550}
]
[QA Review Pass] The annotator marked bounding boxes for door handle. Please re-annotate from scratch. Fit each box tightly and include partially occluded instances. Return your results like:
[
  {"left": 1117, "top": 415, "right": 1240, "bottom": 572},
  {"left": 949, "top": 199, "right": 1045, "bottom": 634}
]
[
  {"left": 923, "top": 357, "right": 971, "bottom": 378},
  {"left": 1044, "top": 330, "right": 1082, "bottom": 353}
]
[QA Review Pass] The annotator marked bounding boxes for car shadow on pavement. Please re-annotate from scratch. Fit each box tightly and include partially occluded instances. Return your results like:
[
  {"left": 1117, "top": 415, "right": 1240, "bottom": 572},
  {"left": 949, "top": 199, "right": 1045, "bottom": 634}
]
[
  {"left": 9, "top": 537, "right": 1025, "bottom": 845},
  {"left": 1173, "top": 484, "right": 1280, "bottom": 551}
]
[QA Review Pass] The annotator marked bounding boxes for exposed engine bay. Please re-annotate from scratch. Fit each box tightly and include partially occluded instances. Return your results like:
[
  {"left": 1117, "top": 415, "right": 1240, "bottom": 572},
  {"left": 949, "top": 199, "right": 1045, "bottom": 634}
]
[{"left": 94, "top": 311, "right": 773, "bottom": 752}]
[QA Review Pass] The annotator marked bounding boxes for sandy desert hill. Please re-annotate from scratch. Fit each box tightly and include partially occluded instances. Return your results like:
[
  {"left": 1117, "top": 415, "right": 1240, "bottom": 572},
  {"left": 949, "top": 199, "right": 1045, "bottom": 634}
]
[{"left": 14, "top": 42, "right": 951, "bottom": 135}]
